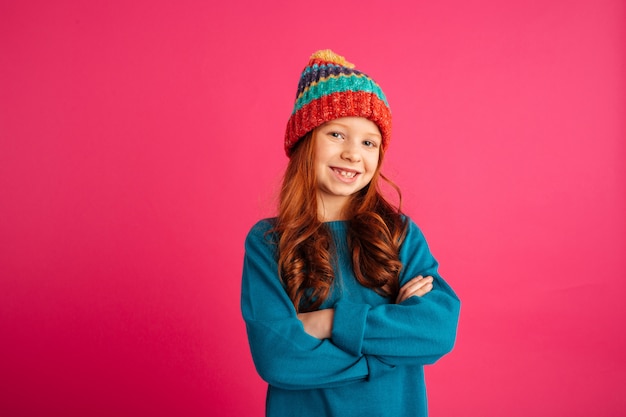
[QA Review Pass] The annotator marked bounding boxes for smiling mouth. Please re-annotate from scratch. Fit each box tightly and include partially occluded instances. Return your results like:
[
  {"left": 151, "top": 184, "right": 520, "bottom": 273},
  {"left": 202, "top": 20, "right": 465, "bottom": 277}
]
[{"left": 332, "top": 167, "right": 359, "bottom": 179}]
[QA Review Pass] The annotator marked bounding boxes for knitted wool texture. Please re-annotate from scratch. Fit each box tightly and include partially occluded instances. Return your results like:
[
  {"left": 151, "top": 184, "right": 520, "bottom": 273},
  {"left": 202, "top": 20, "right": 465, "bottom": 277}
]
[{"left": 284, "top": 49, "right": 392, "bottom": 157}]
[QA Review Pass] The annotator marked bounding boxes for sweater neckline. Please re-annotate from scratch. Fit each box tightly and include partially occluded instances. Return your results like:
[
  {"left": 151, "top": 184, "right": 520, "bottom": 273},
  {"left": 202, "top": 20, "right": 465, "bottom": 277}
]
[{"left": 324, "top": 220, "right": 348, "bottom": 232}]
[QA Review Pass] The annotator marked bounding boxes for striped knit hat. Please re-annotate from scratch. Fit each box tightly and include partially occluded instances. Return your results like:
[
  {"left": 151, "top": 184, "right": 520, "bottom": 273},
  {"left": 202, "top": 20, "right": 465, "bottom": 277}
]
[{"left": 284, "top": 49, "right": 392, "bottom": 157}]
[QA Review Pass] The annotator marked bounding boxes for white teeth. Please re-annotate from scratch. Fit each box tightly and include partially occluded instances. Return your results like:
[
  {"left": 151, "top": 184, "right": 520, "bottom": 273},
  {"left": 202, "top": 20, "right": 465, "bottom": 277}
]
[{"left": 337, "top": 169, "right": 356, "bottom": 178}]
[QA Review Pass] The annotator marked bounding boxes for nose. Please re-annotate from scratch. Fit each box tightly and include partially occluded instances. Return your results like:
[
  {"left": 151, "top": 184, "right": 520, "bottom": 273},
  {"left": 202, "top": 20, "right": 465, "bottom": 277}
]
[{"left": 341, "top": 142, "right": 361, "bottom": 162}]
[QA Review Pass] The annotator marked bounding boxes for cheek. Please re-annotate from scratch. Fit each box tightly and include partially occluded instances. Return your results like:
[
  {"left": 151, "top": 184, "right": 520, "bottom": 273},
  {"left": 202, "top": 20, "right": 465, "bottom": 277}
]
[
  {"left": 366, "top": 154, "right": 380, "bottom": 173},
  {"left": 313, "top": 157, "right": 326, "bottom": 180}
]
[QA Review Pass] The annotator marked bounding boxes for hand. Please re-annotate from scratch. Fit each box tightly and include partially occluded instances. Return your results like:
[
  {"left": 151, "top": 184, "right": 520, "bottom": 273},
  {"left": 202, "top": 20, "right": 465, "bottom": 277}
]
[
  {"left": 396, "top": 275, "right": 434, "bottom": 304},
  {"left": 297, "top": 309, "right": 334, "bottom": 339}
]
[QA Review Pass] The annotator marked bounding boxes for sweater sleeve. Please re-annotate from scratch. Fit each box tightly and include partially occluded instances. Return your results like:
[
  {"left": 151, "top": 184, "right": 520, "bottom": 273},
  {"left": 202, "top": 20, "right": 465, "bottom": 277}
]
[
  {"left": 331, "top": 217, "right": 461, "bottom": 366},
  {"left": 241, "top": 220, "right": 391, "bottom": 390}
]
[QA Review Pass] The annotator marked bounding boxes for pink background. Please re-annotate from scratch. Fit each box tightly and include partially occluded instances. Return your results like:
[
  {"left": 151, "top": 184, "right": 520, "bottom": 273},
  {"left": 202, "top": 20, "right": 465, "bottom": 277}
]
[{"left": 1, "top": 0, "right": 624, "bottom": 415}]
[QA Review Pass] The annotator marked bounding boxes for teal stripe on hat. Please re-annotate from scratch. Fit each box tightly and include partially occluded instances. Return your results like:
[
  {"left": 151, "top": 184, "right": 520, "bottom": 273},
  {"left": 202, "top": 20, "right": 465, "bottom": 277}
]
[{"left": 293, "top": 74, "right": 388, "bottom": 114}]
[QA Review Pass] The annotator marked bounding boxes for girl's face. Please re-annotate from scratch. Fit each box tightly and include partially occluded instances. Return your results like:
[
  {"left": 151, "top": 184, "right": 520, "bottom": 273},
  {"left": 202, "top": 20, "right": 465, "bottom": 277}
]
[{"left": 312, "top": 117, "right": 381, "bottom": 220}]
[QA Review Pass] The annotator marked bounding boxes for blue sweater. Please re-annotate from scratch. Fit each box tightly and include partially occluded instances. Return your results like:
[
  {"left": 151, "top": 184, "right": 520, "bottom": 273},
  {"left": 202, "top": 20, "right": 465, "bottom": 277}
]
[{"left": 241, "top": 217, "right": 460, "bottom": 417}]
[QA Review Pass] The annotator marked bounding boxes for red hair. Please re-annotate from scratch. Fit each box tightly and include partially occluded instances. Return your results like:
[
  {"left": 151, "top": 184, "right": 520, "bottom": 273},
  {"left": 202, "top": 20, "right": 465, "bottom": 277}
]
[{"left": 273, "top": 131, "right": 407, "bottom": 313}]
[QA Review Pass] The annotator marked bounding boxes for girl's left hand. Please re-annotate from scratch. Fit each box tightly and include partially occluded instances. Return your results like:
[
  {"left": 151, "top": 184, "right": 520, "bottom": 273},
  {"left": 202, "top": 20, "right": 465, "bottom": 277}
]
[
  {"left": 297, "top": 308, "right": 334, "bottom": 339},
  {"left": 396, "top": 275, "right": 434, "bottom": 304}
]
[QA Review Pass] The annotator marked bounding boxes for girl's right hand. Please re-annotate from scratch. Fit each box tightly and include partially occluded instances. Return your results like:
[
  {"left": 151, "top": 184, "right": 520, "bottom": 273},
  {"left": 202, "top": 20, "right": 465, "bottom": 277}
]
[{"left": 396, "top": 275, "right": 434, "bottom": 304}]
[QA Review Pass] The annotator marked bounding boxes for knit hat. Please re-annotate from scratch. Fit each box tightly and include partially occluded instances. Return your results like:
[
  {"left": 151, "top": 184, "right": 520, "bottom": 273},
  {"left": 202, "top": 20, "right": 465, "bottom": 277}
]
[{"left": 284, "top": 49, "right": 392, "bottom": 157}]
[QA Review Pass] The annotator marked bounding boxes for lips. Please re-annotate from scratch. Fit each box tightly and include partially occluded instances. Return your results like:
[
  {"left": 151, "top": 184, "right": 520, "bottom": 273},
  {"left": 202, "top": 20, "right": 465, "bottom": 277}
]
[{"left": 331, "top": 167, "right": 360, "bottom": 181}]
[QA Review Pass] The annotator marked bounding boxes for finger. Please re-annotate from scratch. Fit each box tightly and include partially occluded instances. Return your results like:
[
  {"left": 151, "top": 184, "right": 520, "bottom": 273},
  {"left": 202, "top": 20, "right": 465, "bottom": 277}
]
[
  {"left": 400, "top": 276, "right": 433, "bottom": 295},
  {"left": 408, "top": 281, "right": 433, "bottom": 297},
  {"left": 397, "top": 278, "right": 425, "bottom": 302},
  {"left": 397, "top": 286, "right": 427, "bottom": 303},
  {"left": 405, "top": 283, "right": 433, "bottom": 300},
  {"left": 397, "top": 278, "right": 434, "bottom": 303},
  {"left": 416, "top": 281, "right": 434, "bottom": 296},
  {"left": 398, "top": 276, "right": 423, "bottom": 295}
]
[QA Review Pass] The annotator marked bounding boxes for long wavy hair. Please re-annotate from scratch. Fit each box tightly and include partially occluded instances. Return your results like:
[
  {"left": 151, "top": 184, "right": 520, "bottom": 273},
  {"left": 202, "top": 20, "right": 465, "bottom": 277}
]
[{"left": 272, "top": 130, "right": 408, "bottom": 313}]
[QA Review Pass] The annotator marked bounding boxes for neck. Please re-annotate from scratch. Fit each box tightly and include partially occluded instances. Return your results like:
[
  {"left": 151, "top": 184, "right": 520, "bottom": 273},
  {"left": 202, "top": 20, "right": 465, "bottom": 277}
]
[{"left": 317, "top": 195, "right": 349, "bottom": 222}]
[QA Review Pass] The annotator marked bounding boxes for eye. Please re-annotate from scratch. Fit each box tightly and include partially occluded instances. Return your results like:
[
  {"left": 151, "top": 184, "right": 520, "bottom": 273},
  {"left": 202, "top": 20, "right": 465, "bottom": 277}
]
[
  {"left": 329, "top": 131, "right": 344, "bottom": 139},
  {"left": 363, "top": 140, "right": 378, "bottom": 148}
]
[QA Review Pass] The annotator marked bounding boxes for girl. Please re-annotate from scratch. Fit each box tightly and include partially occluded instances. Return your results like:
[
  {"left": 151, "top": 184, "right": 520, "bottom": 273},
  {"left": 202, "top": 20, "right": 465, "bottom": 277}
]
[{"left": 241, "top": 50, "right": 460, "bottom": 417}]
